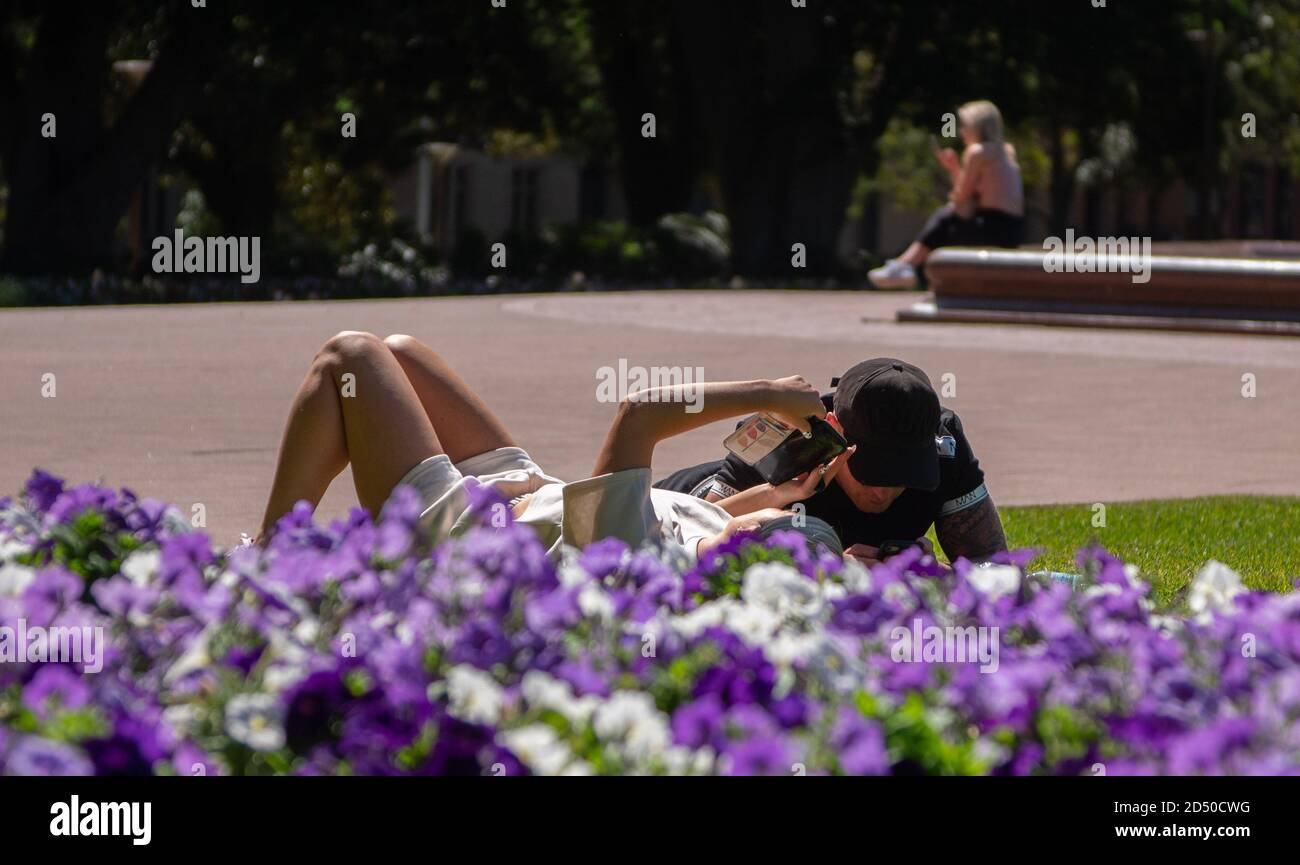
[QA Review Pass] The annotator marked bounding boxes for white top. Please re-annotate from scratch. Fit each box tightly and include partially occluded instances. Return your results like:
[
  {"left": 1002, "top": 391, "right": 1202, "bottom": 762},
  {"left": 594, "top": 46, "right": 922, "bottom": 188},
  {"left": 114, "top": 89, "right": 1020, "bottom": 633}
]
[{"left": 517, "top": 468, "right": 731, "bottom": 558}]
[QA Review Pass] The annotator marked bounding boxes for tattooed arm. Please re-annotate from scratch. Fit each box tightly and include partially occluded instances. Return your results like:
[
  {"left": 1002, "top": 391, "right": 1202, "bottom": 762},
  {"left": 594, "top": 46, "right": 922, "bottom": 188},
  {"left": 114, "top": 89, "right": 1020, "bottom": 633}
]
[{"left": 934, "top": 494, "right": 1008, "bottom": 562}]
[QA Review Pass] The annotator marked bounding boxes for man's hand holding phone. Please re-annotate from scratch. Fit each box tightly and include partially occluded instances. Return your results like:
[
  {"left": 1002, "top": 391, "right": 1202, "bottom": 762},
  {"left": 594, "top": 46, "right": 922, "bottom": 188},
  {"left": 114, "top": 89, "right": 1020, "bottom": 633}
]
[
  {"left": 845, "top": 536, "right": 936, "bottom": 567},
  {"left": 770, "top": 445, "right": 856, "bottom": 506}
]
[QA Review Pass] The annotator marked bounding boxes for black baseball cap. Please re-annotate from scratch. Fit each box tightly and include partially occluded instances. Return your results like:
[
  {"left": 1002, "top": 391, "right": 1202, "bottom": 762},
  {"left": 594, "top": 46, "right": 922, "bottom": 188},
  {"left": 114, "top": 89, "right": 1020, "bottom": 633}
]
[{"left": 832, "top": 358, "right": 941, "bottom": 491}]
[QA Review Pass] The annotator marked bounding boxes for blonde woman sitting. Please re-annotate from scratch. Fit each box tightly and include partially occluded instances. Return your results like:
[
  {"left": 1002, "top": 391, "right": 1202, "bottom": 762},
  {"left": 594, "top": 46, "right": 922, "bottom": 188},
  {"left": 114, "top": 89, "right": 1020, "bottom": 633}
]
[{"left": 869, "top": 100, "right": 1025, "bottom": 289}]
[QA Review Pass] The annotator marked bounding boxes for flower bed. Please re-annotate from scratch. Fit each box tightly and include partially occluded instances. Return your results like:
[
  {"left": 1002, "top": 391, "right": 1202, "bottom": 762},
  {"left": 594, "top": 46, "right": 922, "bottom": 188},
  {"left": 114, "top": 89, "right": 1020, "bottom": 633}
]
[{"left": 1, "top": 469, "right": 1297, "bottom": 776}]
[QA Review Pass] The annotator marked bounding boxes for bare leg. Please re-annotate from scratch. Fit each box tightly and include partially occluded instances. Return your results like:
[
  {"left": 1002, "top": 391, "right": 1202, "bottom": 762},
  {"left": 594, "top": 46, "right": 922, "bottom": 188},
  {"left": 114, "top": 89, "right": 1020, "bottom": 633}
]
[
  {"left": 259, "top": 331, "right": 443, "bottom": 537},
  {"left": 382, "top": 334, "right": 516, "bottom": 462},
  {"left": 898, "top": 241, "right": 931, "bottom": 267}
]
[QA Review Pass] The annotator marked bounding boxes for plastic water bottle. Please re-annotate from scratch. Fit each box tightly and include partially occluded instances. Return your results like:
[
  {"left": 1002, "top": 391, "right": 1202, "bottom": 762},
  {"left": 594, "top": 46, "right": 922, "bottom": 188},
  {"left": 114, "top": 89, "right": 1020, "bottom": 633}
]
[{"left": 1029, "top": 570, "right": 1085, "bottom": 590}]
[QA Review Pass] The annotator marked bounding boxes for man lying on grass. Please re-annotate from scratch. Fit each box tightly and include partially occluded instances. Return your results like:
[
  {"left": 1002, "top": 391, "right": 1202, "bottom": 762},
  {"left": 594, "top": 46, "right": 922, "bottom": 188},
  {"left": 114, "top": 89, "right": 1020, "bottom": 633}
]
[
  {"left": 656, "top": 358, "right": 1008, "bottom": 566},
  {"left": 257, "top": 331, "right": 849, "bottom": 560}
]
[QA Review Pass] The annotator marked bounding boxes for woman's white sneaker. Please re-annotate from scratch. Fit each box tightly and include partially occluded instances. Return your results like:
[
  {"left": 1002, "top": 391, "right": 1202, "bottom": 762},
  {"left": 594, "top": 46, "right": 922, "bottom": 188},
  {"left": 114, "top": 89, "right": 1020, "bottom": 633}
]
[{"left": 867, "top": 259, "right": 918, "bottom": 289}]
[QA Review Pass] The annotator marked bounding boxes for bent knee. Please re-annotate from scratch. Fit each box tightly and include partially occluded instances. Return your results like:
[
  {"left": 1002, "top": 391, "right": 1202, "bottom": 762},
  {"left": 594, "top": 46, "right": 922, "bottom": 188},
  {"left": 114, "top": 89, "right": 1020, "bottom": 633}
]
[
  {"left": 382, "top": 333, "right": 418, "bottom": 356},
  {"left": 383, "top": 333, "right": 443, "bottom": 367},
  {"left": 317, "top": 330, "right": 385, "bottom": 366}
]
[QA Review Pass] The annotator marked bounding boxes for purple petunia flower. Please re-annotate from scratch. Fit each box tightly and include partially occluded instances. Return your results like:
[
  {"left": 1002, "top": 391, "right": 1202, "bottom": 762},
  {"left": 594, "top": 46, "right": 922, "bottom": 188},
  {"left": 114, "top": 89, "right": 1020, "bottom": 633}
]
[
  {"left": 24, "top": 469, "right": 65, "bottom": 515},
  {"left": 19, "top": 566, "right": 84, "bottom": 627},
  {"left": 7, "top": 736, "right": 94, "bottom": 776},
  {"left": 831, "top": 708, "right": 889, "bottom": 775},
  {"left": 722, "top": 735, "right": 795, "bottom": 776},
  {"left": 84, "top": 713, "right": 168, "bottom": 776},
  {"left": 21, "top": 665, "right": 92, "bottom": 720},
  {"left": 829, "top": 593, "right": 895, "bottom": 636},
  {"left": 672, "top": 694, "right": 726, "bottom": 749}
]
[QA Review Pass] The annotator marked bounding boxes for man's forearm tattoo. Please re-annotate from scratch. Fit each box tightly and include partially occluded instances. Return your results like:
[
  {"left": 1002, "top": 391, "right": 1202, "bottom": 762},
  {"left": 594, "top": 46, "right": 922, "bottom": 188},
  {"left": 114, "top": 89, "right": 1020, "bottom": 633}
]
[{"left": 935, "top": 495, "right": 1008, "bottom": 562}]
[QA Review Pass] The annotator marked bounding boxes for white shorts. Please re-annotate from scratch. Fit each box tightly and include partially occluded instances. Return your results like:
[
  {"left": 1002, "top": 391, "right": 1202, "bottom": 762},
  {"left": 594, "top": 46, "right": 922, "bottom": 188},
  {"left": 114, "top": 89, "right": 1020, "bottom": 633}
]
[{"left": 395, "top": 446, "right": 562, "bottom": 540}]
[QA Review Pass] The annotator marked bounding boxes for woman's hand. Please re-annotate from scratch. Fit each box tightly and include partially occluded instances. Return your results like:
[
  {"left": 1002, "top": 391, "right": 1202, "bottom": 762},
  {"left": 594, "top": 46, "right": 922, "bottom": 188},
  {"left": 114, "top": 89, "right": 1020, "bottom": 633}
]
[
  {"left": 698, "top": 508, "right": 791, "bottom": 557},
  {"left": 936, "top": 147, "right": 960, "bottom": 173},
  {"left": 770, "top": 445, "right": 857, "bottom": 506},
  {"left": 766, "top": 375, "right": 826, "bottom": 434},
  {"left": 724, "top": 508, "right": 790, "bottom": 537}
]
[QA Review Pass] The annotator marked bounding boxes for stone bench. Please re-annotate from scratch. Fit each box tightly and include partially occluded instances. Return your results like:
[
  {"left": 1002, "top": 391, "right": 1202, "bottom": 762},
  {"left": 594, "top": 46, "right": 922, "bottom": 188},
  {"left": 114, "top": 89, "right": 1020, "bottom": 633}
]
[{"left": 898, "top": 248, "right": 1300, "bottom": 336}]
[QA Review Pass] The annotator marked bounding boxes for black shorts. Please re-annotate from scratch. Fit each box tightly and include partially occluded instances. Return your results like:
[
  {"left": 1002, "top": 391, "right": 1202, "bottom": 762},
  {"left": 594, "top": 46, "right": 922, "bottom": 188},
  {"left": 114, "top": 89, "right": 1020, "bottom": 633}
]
[{"left": 917, "top": 204, "right": 1023, "bottom": 250}]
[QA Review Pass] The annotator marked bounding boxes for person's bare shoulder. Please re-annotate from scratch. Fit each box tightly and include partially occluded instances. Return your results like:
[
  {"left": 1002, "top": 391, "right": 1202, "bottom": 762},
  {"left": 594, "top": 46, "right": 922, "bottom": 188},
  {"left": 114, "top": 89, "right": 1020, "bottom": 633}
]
[{"left": 963, "top": 142, "right": 988, "bottom": 163}]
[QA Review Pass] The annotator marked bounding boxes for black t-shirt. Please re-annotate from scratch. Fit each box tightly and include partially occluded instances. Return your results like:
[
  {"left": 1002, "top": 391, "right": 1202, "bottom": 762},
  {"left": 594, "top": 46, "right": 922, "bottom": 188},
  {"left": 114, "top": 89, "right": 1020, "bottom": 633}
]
[{"left": 653, "top": 395, "right": 988, "bottom": 549}]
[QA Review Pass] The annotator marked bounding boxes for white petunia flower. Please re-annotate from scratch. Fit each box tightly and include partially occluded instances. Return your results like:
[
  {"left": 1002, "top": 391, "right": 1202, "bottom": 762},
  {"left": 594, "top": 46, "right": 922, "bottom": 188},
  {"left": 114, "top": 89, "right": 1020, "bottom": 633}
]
[
  {"left": 557, "top": 557, "right": 592, "bottom": 588},
  {"left": 670, "top": 598, "right": 736, "bottom": 640},
  {"left": 593, "top": 692, "right": 671, "bottom": 763},
  {"left": 577, "top": 582, "right": 615, "bottom": 623},
  {"left": 454, "top": 576, "right": 485, "bottom": 603},
  {"left": 662, "top": 744, "right": 714, "bottom": 775},
  {"left": 1149, "top": 614, "right": 1184, "bottom": 636},
  {"left": 592, "top": 691, "right": 656, "bottom": 739},
  {"left": 839, "top": 557, "right": 873, "bottom": 594},
  {"left": 0, "top": 561, "right": 36, "bottom": 597},
  {"left": 689, "top": 746, "right": 716, "bottom": 775},
  {"left": 120, "top": 549, "right": 161, "bottom": 587},
  {"left": 741, "top": 562, "right": 824, "bottom": 622},
  {"left": 369, "top": 611, "right": 398, "bottom": 631},
  {"left": 263, "top": 662, "right": 309, "bottom": 694},
  {"left": 1123, "top": 563, "right": 1144, "bottom": 588},
  {"left": 292, "top": 618, "right": 320, "bottom": 645},
  {"left": 446, "top": 665, "right": 506, "bottom": 726},
  {"left": 164, "top": 624, "right": 216, "bottom": 686},
  {"left": 163, "top": 704, "right": 200, "bottom": 737},
  {"left": 0, "top": 537, "right": 32, "bottom": 563},
  {"left": 1083, "top": 583, "right": 1122, "bottom": 600},
  {"left": 882, "top": 581, "right": 913, "bottom": 606},
  {"left": 805, "top": 635, "right": 865, "bottom": 694},
  {"left": 972, "top": 737, "right": 1010, "bottom": 769},
  {"left": 967, "top": 563, "right": 1021, "bottom": 601},
  {"left": 224, "top": 693, "right": 286, "bottom": 752},
  {"left": 624, "top": 713, "right": 671, "bottom": 761},
  {"left": 763, "top": 631, "right": 824, "bottom": 666},
  {"left": 1188, "top": 560, "right": 1245, "bottom": 621},
  {"left": 723, "top": 603, "right": 784, "bottom": 647},
  {"left": 520, "top": 671, "right": 598, "bottom": 724},
  {"left": 502, "top": 724, "right": 574, "bottom": 776}
]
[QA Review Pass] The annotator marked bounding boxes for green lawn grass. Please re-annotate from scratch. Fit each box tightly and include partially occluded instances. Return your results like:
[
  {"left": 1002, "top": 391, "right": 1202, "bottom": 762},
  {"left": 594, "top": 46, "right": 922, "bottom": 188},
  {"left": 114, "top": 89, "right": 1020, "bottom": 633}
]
[{"left": 927, "top": 496, "right": 1300, "bottom": 605}]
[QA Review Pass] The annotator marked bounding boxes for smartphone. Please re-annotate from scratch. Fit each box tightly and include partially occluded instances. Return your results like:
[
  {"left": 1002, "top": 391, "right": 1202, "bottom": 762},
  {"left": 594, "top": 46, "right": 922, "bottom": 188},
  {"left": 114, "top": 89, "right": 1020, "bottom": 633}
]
[
  {"left": 877, "top": 539, "right": 915, "bottom": 560},
  {"left": 723, "top": 414, "right": 847, "bottom": 487}
]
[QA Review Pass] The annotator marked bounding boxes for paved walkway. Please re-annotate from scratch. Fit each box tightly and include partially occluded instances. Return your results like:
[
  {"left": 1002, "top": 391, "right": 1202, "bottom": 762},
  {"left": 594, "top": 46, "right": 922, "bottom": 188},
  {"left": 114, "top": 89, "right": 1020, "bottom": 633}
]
[{"left": 3, "top": 291, "right": 1298, "bottom": 544}]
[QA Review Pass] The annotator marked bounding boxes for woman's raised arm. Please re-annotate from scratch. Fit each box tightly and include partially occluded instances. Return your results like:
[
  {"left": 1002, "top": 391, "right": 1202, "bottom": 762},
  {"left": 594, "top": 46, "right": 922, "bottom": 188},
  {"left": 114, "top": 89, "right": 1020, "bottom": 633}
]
[{"left": 590, "top": 377, "right": 825, "bottom": 477}]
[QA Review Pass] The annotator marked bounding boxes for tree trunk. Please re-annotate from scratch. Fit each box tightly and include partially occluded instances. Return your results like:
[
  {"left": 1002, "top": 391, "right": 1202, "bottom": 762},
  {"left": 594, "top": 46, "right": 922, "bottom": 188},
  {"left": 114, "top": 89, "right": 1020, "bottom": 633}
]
[{"left": 1048, "top": 122, "right": 1074, "bottom": 238}]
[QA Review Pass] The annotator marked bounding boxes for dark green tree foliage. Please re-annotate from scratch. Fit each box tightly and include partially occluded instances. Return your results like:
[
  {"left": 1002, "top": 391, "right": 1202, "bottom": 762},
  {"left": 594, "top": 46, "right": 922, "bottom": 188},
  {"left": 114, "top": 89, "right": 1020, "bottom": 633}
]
[
  {"left": 0, "top": 2, "right": 225, "bottom": 274},
  {"left": 1, "top": 1, "right": 1297, "bottom": 279},
  {"left": 0, "top": 0, "right": 583, "bottom": 276}
]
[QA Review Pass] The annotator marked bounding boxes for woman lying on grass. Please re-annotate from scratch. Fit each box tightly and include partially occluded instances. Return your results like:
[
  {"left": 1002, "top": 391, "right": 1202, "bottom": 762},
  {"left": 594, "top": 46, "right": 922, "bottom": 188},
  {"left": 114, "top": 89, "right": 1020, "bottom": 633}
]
[{"left": 258, "top": 331, "right": 854, "bottom": 560}]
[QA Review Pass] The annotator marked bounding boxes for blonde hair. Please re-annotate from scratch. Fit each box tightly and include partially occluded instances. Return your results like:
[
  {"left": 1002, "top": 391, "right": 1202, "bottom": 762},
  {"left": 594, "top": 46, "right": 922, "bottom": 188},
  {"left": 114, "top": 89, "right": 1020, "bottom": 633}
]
[{"left": 958, "top": 100, "right": 1004, "bottom": 145}]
